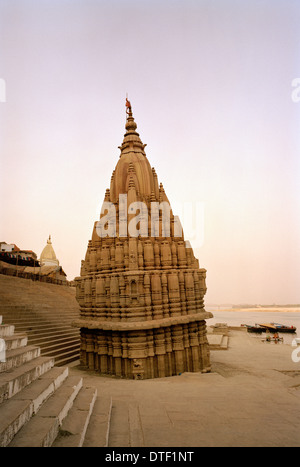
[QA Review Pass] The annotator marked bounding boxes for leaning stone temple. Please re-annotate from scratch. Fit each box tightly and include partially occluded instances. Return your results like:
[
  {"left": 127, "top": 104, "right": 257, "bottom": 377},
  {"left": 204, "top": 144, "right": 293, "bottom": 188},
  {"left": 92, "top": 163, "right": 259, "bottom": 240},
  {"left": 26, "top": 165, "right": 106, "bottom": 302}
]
[{"left": 74, "top": 100, "right": 212, "bottom": 379}]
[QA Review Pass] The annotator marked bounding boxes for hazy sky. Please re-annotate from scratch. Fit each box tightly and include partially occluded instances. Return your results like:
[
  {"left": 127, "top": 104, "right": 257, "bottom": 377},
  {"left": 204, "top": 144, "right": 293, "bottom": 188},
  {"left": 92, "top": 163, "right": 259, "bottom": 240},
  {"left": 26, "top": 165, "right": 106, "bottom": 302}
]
[{"left": 0, "top": 0, "right": 299, "bottom": 305}]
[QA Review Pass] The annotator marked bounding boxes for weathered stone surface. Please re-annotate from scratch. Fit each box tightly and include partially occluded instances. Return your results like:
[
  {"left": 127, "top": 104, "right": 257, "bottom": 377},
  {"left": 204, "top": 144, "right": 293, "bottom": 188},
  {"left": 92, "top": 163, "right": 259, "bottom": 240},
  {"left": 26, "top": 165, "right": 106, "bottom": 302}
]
[
  {"left": 52, "top": 386, "right": 97, "bottom": 447},
  {"left": 8, "top": 376, "right": 83, "bottom": 447},
  {"left": 0, "top": 345, "right": 40, "bottom": 372},
  {"left": 0, "top": 356, "right": 55, "bottom": 403},
  {"left": 0, "top": 324, "right": 15, "bottom": 338},
  {"left": 74, "top": 101, "right": 213, "bottom": 379},
  {"left": 0, "top": 275, "right": 80, "bottom": 366},
  {"left": 0, "top": 398, "right": 34, "bottom": 447},
  {"left": 82, "top": 396, "right": 112, "bottom": 447}
]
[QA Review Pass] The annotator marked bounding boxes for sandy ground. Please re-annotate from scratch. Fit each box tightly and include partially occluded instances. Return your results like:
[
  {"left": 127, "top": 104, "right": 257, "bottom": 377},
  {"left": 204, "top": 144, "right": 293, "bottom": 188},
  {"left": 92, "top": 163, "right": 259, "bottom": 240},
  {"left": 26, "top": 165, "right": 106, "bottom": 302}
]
[{"left": 69, "top": 330, "right": 300, "bottom": 447}]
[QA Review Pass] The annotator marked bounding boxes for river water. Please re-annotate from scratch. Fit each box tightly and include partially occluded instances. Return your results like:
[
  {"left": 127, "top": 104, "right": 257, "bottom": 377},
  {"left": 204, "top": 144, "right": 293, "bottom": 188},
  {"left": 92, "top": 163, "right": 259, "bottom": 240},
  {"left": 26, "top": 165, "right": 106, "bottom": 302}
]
[{"left": 206, "top": 308, "right": 300, "bottom": 344}]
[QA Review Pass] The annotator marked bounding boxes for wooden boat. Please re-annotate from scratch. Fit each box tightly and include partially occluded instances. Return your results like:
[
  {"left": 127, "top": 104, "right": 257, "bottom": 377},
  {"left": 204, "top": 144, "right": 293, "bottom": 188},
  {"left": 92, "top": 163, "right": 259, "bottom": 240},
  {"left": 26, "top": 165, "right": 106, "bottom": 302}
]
[
  {"left": 258, "top": 323, "right": 297, "bottom": 333},
  {"left": 263, "top": 335, "right": 284, "bottom": 343},
  {"left": 242, "top": 324, "right": 265, "bottom": 333}
]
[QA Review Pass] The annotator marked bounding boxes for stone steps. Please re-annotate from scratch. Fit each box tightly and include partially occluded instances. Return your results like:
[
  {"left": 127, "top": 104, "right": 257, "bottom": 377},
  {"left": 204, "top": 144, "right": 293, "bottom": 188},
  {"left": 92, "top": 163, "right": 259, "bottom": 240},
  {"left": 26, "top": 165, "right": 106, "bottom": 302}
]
[
  {"left": 82, "top": 396, "right": 112, "bottom": 447},
  {"left": 0, "top": 305, "right": 79, "bottom": 314},
  {"left": 0, "top": 317, "right": 79, "bottom": 326},
  {"left": 52, "top": 345, "right": 80, "bottom": 365},
  {"left": 29, "top": 331, "right": 79, "bottom": 346},
  {"left": 0, "top": 314, "right": 97, "bottom": 447},
  {"left": 17, "top": 329, "right": 79, "bottom": 343},
  {"left": 207, "top": 333, "right": 229, "bottom": 350},
  {"left": 12, "top": 325, "right": 80, "bottom": 367},
  {"left": 107, "top": 399, "right": 131, "bottom": 447},
  {"left": 27, "top": 326, "right": 78, "bottom": 337},
  {"left": 8, "top": 375, "right": 83, "bottom": 447},
  {"left": 0, "top": 304, "right": 77, "bottom": 312},
  {"left": 0, "top": 310, "right": 149, "bottom": 448},
  {"left": 0, "top": 303, "right": 79, "bottom": 310},
  {"left": 36, "top": 340, "right": 80, "bottom": 356},
  {"left": 0, "top": 324, "right": 15, "bottom": 338},
  {"left": 105, "top": 399, "right": 145, "bottom": 448},
  {"left": 82, "top": 396, "right": 145, "bottom": 448},
  {"left": 2, "top": 326, "right": 78, "bottom": 339},
  {"left": 0, "top": 345, "right": 41, "bottom": 373},
  {"left": 0, "top": 356, "right": 55, "bottom": 403},
  {"left": 0, "top": 274, "right": 80, "bottom": 366},
  {"left": 2, "top": 333, "right": 28, "bottom": 351},
  {"left": 0, "top": 316, "right": 59, "bottom": 446},
  {"left": 52, "top": 386, "right": 97, "bottom": 447},
  {"left": 43, "top": 344, "right": 80, "bottom": 366},
  {"left": 0, "top": 366, "right": 71, "bottom": 447}
]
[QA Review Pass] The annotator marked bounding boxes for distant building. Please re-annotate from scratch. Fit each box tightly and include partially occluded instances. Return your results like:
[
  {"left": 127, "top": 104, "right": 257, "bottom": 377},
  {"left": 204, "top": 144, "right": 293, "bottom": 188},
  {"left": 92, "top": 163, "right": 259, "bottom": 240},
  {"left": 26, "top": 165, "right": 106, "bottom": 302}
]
[
  {"left": 0, "top": 242, "right": 38, "bottom": 266},
  {"left": 38, "top": 235, "right": 67, "bottom": 281},
  {"left": 0, "top": 242, "right": 20, "bottom": 252},
  {"left": 40, "top": 235, "right": 59, "bottom": 267},
  {"left": 19, "top": 250, "right": 38, "bottom": 261},
  {"left": 0, "top": 237, "right": 67, "bottom": 283}
]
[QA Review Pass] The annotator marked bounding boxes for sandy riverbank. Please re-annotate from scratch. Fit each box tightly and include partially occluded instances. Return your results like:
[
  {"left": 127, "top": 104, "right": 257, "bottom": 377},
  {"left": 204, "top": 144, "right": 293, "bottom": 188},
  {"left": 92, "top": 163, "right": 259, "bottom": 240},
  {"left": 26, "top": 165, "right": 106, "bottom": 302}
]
[{"left": 209, "top": 307, "right": 300, "bottom": 313}]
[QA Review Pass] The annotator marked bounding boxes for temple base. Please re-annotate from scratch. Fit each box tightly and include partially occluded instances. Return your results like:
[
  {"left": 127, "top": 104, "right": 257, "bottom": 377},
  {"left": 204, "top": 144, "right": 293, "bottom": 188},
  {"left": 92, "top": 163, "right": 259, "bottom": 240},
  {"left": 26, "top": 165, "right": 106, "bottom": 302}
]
[{"left": 79, "top": 320, "right": 211, "bottom": 379}]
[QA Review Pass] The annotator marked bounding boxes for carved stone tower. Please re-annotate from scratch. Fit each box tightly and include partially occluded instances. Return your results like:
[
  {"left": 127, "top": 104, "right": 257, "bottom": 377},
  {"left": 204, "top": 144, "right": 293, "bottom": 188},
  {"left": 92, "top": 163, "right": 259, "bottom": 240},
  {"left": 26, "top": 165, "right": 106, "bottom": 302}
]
[{"left": 74, "top": 101, "right": 212, "bottom": 379}]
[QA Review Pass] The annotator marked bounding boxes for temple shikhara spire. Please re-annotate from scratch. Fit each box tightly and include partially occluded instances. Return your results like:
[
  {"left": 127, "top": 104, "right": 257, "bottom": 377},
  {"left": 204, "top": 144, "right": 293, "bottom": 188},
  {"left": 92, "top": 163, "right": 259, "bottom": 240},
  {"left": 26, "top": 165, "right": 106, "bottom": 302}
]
[{"left": 74, "top": 101, "right": 212, "bottom": 379}]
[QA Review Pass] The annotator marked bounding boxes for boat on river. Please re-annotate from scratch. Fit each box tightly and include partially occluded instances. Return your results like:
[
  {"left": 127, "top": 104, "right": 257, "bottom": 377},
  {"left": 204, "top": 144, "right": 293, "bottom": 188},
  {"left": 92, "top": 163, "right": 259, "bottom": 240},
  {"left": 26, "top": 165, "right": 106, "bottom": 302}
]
[
  {"left": 258, "top": 323, "right": 297, "bottom": 333},
  {"left": 263, "top": 335, "right": 284, "bottom": 343},
  {"left": 241, "top": 324, "right": 265, "bottom": 333}
]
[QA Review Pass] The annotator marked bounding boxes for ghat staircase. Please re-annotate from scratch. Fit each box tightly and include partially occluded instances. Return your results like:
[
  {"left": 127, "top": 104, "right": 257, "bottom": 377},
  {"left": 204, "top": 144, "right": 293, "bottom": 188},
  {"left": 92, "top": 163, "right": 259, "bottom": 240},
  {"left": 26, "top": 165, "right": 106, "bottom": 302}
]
[
  {"left": 0, "top": 313, "right": 229, "bottom": 448},
  {"left": 0, "top": 315, "right": 112, "bottom": 447},
  {"left": 0, "top": 275, "right": 229, "bottom": 447},
  {"left": 0, "top": 314, "right": 139, "bottom": 448},
  {"left": 0, "top": 275, "right": 80, "bottom": 366}
]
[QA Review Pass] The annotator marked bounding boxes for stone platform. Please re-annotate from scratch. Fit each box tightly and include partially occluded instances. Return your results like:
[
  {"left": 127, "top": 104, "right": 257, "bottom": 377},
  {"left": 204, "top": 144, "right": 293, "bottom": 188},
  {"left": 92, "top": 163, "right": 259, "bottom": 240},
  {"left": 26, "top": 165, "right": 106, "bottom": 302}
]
[
  {"left": 207, "top": 333, "right": 229, "bottom": 350},
  {"left": 1, "top": 321, "right": 299, "bottom": 446},
  {"left": 70, "top": 329, "right": 300, "bottom": 447}
]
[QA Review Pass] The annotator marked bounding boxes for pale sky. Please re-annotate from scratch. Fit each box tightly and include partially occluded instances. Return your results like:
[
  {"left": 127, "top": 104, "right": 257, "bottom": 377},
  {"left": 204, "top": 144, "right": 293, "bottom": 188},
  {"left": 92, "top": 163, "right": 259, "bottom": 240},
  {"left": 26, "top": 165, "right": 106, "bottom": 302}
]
[{"left": 0, "top": 0, "right": 299, "bottom": 305}]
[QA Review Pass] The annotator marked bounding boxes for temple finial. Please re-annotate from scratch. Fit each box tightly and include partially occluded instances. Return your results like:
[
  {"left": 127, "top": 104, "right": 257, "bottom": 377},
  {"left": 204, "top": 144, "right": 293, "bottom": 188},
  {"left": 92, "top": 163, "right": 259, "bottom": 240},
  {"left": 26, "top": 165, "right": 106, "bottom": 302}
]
[
  {"left": 120, "top": 97, "right": 146, "bottom": 156},
  {"left": 125, "top": 95, "right": 132, "bottom": 118}
]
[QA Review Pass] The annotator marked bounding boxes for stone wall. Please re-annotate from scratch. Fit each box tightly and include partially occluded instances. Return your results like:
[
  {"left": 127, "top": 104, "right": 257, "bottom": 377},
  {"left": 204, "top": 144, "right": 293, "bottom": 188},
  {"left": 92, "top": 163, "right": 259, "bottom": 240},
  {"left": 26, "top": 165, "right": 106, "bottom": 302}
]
[{"left": 79, "top": 319, "right": 210, "bottom": 379}]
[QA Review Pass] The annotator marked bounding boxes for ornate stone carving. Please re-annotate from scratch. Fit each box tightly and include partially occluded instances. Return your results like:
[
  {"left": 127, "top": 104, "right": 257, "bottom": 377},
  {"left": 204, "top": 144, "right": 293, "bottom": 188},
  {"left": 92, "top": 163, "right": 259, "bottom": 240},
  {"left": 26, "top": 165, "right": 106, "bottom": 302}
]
[{"left": 74, "top": 101, "right": 213, "bottom": 379}]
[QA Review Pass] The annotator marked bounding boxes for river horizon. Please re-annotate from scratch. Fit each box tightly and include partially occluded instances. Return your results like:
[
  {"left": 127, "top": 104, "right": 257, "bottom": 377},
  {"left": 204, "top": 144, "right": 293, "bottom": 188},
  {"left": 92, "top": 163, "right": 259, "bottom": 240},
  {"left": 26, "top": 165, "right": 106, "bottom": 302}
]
[{"left": 206, "top": 307, "right": 300, "bottom": 343}]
